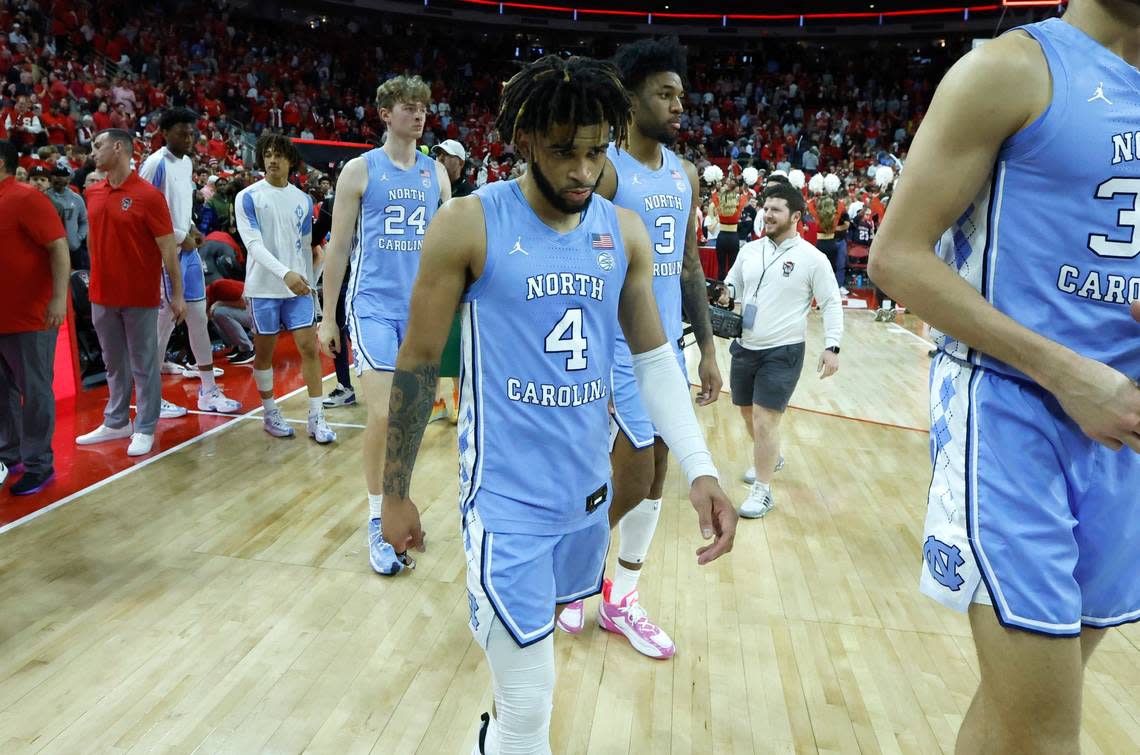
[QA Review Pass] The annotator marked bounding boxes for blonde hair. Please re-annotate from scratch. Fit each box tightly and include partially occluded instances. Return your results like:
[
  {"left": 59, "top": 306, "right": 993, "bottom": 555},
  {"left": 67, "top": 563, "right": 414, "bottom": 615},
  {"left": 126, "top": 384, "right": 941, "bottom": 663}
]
[
  {"left": 375, "top": 75, "right": 431, "bottom": 112},
  {"left": 816, "top": 194, "right": 838, "bottom": 234}
]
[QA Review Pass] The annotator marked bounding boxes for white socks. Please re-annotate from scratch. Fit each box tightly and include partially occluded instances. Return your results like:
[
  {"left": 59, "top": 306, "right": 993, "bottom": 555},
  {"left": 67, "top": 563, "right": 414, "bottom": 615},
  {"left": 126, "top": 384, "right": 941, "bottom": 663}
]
[
  {"left": 261, "top": 396, "right": 279, "bottom": 412},
  {"left": 610, "top": 564, "right": 641, "bottom": 603},
  {"left": 199, "top": 367, "right": 217, "bottom": 390},
  {"left": 368, "top": 493, "right": 383, "bottom": 521},
  {"left": 308, "top": 396, "right": 323, "bottom": 417}
]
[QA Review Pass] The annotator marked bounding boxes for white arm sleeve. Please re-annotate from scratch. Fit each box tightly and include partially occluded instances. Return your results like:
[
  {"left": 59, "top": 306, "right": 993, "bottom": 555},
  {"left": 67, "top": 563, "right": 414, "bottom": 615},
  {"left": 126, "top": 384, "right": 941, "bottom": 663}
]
[{"left": 631, "top": 343, "right": 719, "bottom": 484}]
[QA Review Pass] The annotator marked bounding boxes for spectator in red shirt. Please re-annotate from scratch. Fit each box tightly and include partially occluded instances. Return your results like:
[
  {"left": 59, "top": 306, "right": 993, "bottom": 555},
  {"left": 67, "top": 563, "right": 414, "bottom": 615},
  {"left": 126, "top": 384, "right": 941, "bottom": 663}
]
[
  {"left": 75, "top": 129, "right": 185, "bottom": 458},
  {"left": 0, "top": 140, "right": 70, "bottom": 495},
  {"left": 91, "top": 101, "right": 113, "bottom": 132}
]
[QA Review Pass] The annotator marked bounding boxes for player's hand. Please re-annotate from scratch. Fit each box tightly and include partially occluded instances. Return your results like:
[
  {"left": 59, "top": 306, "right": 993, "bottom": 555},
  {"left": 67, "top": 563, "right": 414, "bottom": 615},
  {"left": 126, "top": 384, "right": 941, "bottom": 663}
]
[
  {"left": 283, "top": 271, "right": 311, "bottom": 296},
  {"left": 382, "top": 496, "right": 426, "bottom": 555},
  {"left": 696, "top": 352, "right": 722, "bottom": 406},
  {"left": 818, "top": 350, "right": 839, "bottom": 379},
  {"left": 179, "top": 234, "right": 198, "bottom": 251},
  {"left": 1052, "top": 355, "right": 1140, "bottom": 453},
  {"left": 44, "top": 295, "right": 67, "bottom": 329},
  {"left": 689, "top": 475, "right": 737, "bottom": 565},
  {"left": 170, "top": 295, "right": 187, "bottom": 325},
  {"left": 317, "top": 318, "right": 340, "bottom": 358}
]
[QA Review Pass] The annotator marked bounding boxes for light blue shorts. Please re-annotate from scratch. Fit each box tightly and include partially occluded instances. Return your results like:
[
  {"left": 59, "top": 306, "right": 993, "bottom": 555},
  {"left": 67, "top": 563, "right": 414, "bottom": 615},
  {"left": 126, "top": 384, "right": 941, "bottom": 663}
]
[
  {"left": 162, "top": 249, "right": 206, "bottom": 303},
  {"left": 609, "top": 345, "right": 688, "bottom": 450},
  {"left": 463, "top": 504, "right": 610, "bottom": 649},
  {"left": 249, "top": 294, "right": 316, "bottom": 335},
  {"left": 348, "top": 311, "right": 406, "bottom": 375},
  {"left": 921, "top": 353, "right": 1140, "bottom": 636}
]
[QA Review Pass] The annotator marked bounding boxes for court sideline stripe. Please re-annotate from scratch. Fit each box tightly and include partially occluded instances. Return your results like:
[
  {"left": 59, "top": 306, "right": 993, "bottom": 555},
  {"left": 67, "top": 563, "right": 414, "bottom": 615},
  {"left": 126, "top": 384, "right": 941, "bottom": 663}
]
[{"left": 0, "top": 377, "right": 331, "bottom": 536}]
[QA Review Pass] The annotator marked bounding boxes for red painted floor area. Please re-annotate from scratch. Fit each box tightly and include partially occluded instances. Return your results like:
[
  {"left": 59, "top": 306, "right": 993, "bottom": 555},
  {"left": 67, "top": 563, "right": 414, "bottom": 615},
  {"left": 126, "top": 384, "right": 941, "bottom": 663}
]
[{"left": 1, "top": 339, "right": 331, "bottom": 527}]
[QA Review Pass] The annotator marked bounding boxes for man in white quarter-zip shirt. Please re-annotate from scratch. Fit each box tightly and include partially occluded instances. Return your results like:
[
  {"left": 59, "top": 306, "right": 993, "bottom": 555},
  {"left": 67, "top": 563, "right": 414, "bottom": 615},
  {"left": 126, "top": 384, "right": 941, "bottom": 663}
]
[
  {"left": 235, "top": 133, "right": 335, "bottom": 445},
  {"left": 139, "top": 107, "right": 241, "bottom": 418},
  {"left": 720, "top": 181, "right": 843, "bottom": 518}
]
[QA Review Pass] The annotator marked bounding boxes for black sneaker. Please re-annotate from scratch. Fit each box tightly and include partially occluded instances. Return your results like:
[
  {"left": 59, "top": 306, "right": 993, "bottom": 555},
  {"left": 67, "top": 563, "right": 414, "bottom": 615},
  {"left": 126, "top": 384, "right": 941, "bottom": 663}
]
[
  {"left": 228, "top": 349, "right": 256, "bottom": 365},
  {"left": 322, "top": 385, "right": 356, "bottom": 407},
  {"left": 10, "top": 469, "right": 55, "bottom": 496}
]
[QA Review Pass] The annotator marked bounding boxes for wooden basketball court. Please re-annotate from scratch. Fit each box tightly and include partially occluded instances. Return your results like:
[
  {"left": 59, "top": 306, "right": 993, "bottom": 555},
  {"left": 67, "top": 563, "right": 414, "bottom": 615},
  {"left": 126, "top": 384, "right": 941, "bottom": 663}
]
[{"left": 1, "top": 311, "right": 1137, "bottom": 753}]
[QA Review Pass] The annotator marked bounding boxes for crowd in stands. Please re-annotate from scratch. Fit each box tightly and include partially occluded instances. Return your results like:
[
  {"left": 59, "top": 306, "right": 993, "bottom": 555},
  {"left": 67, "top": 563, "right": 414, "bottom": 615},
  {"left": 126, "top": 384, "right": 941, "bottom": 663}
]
[{"left": 1, "top": 0, "right": 953, "bottom": 314}]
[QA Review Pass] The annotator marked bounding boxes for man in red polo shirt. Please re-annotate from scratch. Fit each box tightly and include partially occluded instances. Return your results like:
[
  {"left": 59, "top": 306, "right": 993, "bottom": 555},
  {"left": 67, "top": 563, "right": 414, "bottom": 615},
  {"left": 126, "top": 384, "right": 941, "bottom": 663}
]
[
  {"left": 0, "top": 140, "right": 70, "bottom": 495},
  {"left": 76, "top": 129, "right": 185, "bottom": 458}
]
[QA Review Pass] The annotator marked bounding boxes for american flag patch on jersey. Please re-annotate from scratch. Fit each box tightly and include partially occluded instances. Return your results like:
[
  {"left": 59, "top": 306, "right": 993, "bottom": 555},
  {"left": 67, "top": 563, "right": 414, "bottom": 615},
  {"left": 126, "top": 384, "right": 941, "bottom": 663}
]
[
  {"left": 671, "top": 170, "right": 683, "bottom": 180},
  {"left": 420, "top": 168, "right": 431, "bottom": 177},
  {"left": 591, "top": 233, "right": 615, "bottom": 250}
]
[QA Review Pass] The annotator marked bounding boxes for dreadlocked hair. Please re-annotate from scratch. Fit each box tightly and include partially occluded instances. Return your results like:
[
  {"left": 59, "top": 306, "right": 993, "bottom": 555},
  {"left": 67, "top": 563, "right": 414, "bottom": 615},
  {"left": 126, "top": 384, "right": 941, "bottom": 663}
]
[{"left": 496, "top": 55, "right": 631, "bottom": 148}]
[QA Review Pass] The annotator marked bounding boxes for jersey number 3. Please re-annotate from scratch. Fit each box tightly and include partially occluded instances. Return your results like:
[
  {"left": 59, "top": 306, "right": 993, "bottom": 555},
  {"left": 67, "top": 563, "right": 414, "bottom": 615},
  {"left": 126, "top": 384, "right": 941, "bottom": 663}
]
[
  {"left": 1088, "top": 178, "right": 1140, "bottom": 259},
  {"left": 545, "top": 308, "right": 588, "bottom": 371}
]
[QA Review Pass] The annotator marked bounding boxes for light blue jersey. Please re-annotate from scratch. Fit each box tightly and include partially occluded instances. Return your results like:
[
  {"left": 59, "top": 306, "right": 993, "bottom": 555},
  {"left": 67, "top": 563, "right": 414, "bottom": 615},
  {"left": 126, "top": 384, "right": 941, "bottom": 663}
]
[
  {"left": 607, "top": 143, "right": 691, "bottom": 359},
  {"left": 458, "top": 180, "right": 629, "bottom": 536},
  {"left": 347, "top": 148, "right": 441, "bottom": 319},
  {"left": 935, "top": 18, "right": 1140, "bottom": 381},
  {"left": 922, "top": 19, "right": 1140, "bottom": 636}
]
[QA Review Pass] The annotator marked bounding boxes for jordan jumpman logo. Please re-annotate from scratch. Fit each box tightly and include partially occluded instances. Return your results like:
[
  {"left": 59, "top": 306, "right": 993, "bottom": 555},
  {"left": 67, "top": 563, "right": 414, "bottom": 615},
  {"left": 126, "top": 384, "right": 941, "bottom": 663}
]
[{"left": 1088, "top": 83, "right": 1113, "bottom": 105}]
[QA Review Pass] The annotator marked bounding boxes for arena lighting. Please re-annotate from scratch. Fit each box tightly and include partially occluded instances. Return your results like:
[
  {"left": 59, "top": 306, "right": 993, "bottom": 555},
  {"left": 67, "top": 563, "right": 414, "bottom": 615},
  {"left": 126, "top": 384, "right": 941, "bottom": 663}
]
[{"left": 453, "top": 0, "right": 1010, "bottom": 20}]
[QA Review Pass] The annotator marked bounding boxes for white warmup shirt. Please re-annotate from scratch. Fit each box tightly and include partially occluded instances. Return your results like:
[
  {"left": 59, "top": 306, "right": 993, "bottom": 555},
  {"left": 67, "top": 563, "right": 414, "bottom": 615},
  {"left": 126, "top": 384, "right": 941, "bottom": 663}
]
[
  {"left": 235, "top": 179, "right": 315, "bottom": 298},
  {"left": 724, "top": 234, "right": 844, "bottom": 351},
  {"left": 138, "top": 146, "right": 193, "bottom": 244}
]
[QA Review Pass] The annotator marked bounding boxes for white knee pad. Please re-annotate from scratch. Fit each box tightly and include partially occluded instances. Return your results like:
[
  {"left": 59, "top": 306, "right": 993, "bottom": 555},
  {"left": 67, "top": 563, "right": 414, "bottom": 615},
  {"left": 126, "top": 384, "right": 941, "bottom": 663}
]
[
  {"left": 481, "top": 619, "right": 554, "bottom": 755},
  {"left": 253, "top": 367, "right": 274, "bottom": 393},
  {"left": 618, "top": 498, "right": 662, "bottom": 564},
  {"left": 185, "top": 299, "right": 213, "bottom": 365}
]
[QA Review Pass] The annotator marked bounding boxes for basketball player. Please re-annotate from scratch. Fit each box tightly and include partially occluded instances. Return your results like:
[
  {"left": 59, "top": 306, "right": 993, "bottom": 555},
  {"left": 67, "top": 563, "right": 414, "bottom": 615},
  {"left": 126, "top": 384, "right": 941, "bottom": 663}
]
[
  {"left": 317, "top": 76, "right": 451, "bottom": 576},
  {"left": 554, "top": 39, "right": 723, "bottom": 660},
  {"left": 379, "top": 55, "right": 737, "bottom": 754},
  {"left": 235, "top": 134, "right": 335, "bottom": 444},
  {"left": 138, "top": 107, "right": 241, "bottom": 417},
  {"left": 870, "top": 2, "right": 1140, "bottom": 751}
]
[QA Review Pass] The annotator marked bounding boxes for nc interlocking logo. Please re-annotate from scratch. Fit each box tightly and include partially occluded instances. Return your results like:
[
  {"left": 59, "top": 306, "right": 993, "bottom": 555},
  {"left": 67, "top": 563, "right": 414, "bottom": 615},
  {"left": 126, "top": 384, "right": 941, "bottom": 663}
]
[{"left": 924, "top": 535, "right": 965, "bottom": 591}]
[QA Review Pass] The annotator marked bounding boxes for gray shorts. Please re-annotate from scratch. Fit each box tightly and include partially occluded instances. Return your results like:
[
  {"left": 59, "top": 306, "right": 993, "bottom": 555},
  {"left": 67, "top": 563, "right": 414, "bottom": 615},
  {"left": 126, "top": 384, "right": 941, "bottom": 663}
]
[{"left": 729, "top": 340, "right": 806, "bottom": 411}]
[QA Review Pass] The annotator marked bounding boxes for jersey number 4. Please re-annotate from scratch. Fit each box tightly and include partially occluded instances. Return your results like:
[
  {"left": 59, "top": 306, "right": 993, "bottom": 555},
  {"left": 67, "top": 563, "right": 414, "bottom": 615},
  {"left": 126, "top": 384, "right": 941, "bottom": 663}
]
[
  {"left": 1088, "top": 178, "right": 1140, "bottom": 259},
  {"left": 545, "top": 308, "right": 588, "bottom": 371},
  {"left": 384, "top": 205, "right": 427, "bottom": 236}
]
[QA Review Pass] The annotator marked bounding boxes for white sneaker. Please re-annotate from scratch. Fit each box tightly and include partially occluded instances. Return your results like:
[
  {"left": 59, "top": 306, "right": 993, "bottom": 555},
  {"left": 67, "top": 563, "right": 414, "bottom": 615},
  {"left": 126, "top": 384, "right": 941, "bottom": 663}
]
[
  {"left": 77, "top": 423, "right": 133, "bottom": 445},
  {"left": 840, "top": 286, "right": 850, "bottom": 296},
  {"left": 307, "top": 412, "right": 337, "bottom": 444},
  {"left": 161, "top": 361, "right": 185, "bottom": 375},
  {"left": 742, "top": 455, "right": 784, "bottom": 484},
  {"left": 0, "top": 461, "right": 7, "bottom": 487},
  {"left": 127, "top": 432, "right": 154, "bottom": 456},
  {"left": 739, "top": 483, "right": 774, "bottom": 519},
  {"left": 263, "top": 408, "right": 295, "bottom": 438},
  {"left": 198, "top": 386, "right": 241, "bottom": 413},
  {"left": 160, "top": 399, "right": 188, "bottom": 419},
  {"left": 182, "top": 364, "right": 225, "bottom": 378}
]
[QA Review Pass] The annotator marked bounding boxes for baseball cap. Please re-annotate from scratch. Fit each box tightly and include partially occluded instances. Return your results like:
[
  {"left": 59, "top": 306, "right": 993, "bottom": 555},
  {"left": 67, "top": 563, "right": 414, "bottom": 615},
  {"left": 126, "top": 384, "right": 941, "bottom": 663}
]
[{"left": 432, "top": 139, "right": 466, "bottom": 162}]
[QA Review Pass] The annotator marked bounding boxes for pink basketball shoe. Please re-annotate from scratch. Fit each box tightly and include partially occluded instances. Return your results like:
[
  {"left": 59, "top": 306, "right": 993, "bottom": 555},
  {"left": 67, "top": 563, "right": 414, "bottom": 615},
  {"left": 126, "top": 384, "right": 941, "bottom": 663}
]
[{"left": 596, "top": 578, "right": 676, "bottom": 659}]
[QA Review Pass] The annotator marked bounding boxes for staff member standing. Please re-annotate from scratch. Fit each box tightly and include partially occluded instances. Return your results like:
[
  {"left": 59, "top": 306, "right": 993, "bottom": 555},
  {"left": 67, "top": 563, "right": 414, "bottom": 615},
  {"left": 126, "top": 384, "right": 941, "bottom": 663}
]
[
  {"left": 0, "top": 140, "right": 70, "bottom": 496},
  {"left": 76, "top": 129, "right": 185, "bottom": 457},
  {"left": 721, "top": 182, "right": 844, "bottom": 518}
]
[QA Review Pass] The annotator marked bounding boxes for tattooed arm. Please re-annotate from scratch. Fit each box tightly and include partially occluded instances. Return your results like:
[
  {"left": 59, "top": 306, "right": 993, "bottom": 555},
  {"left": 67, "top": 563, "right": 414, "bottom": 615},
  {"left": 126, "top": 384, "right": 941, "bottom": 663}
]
[
  {"left": 680, "top": 158, "right": 723, "bottom": 406},
  {"left": 381, "top": 195, "right": 487, "bottom": 553}
]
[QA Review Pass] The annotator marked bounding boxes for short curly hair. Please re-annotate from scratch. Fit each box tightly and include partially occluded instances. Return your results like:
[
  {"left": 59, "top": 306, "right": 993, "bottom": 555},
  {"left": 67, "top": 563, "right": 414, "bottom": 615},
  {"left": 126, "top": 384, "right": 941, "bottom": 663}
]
[
  {"left": 255, "top": 133, "right": 303, "bottom": 173},
  {"left": 375, "top": 75, "right": 431, "bottom": 112}
]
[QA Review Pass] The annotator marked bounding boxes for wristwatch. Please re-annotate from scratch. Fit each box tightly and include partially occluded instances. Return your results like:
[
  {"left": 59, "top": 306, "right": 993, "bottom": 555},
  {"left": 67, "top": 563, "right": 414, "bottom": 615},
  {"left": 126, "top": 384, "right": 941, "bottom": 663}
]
[{"left": 826, "top": 346, "right": 840, "bottom": 354}]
